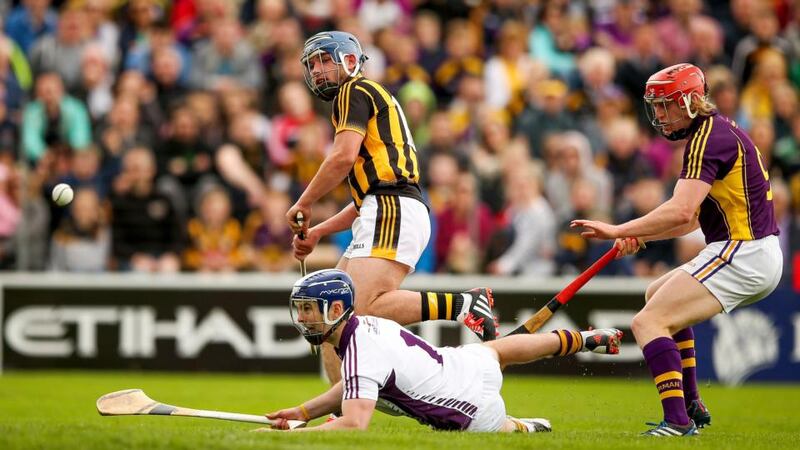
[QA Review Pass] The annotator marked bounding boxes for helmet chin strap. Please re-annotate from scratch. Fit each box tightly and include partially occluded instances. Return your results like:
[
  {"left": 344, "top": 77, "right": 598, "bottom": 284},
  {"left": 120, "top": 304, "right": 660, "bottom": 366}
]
[{"left": 304, "top": 309, "right": 354, "bottom": 346}]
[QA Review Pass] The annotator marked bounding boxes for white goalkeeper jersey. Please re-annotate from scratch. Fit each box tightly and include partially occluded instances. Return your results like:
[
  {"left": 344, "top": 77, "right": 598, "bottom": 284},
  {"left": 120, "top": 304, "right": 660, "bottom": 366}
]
[{"left": 335, "top": 315, "right": 499, "bottom": 431}]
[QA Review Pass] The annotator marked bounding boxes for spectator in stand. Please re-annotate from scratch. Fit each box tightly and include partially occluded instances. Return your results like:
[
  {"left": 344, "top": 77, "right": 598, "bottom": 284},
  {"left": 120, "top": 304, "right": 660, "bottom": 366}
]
[
  {"left": 4, "top": 0, "right": 58, "bottom": 55},
  {"left": 740, "top": 49, "right": 788, "bottom": 123},
  {"left": 118, "top": 0, "right": 161, "bottom": 67},
  {"left": 95, "top": 95, "right": 155, "bottom": 173},
  {"left": 49, "top": 187, "right": 110, "bottom": 272},
  {"left": 515, "top": 78, "right": 577, "bottom": 159},
  {"left": 0, "top": 162, "right": 21, "bottom": 269},
  {"left": 267, "top": 81, "right": 330, "bottom": 171},
  {"left": 114, "top": 70, "right": 165, "bottom": 138},
  {"left": 242, "top": 189, "right": 295, "bottom": 272},
  {"left": 397, "top": 80, "right": 437, "bottom": 149},
  {"left": 770, "top": 81, "right": 797, "bottom": 141},
  {"left": 602, "top": 116, "right": 654, "bottom": 215},
  {"left": 357, "top": 0, "right": 412, "bottom": 33},
  {"left": 183, "top": 186, "right": 246, "bottom": 272},
  {"left": 413, "top": 11, "right": 445, "bottom": 78},
  {"left": 435, "top": 171, "right": 494, "bottom": 274},
  {"left": 382, "top": 31, "right": 429, "bottom": 94},
  {"left": 110, "top": 146, "right": 182, "bottom": 272},
  {"left": 426, "top": 151, "right": 460, "bottom": 216},
  {"left": 83, "top": 0, "right": 119, "bottom": 68},
  {"left": 731, "top": 6, "right": 792, "bottom": 87},
  {"left": 21, "top": 72, "right": 91, "bottom": 164},
  {"left": 76, "top": 43, "right": 114, "bottom": 123},
  {"left": 528, "top": 0, "right": 577, "bottom": 80},
  {"left": 125, "top": 21, "right": 191, "bottom": 85},
  {"left": 654, "top": 0, "right": 705, "bottom": 66},
  {"left": 593, "top": 0, "right": 642, "bottom": 61},
  {"left": 775, "top": 111, "right": 800, "bottom": 177},
  {"left": 470, "top": 114, "right": 513, "bottom": 215},
  {"left": 545, "top": 130, "right": 612, "bottom": 225},
  {"left": 706, "top": 66, "right": 749, "bottom": 131},
  {"left": 156, "top": 105, "right": 215, "bottom": 218},
  {"left": 624, "top": 178, "right": 675, "bottom": 277},
  {"left": 189, "top": 18, "right": 263, "bottom": 92},
  {"left": 150, "top": 46, "right": 190, "bottom": 114},
  {"left": 0, "top": 31, "right": 33, "bottom": 122},
  {"left": 554, "top": 177, "right": 606, "bottom": 275},
  {"left": 487, "top": 162, "right": 556, "bottom": 276},
  {"left": 29, "top": 5, "right": 91, "bottom": 93},
  {"left": 688, "top": 15, "right": 729, "bottom": 70},
  {"left": 338, "top": 16, "right": 386, "bottom": 83},
  {"left": 484, "top": 20, "right": 535, "bottom": 119},
  {"left": 51, "top": 144, "right": 110, "bottom": 201},
  {"left": 615, "top": 23, "right": 665, "bottom": 127},
  {"left": 433, "top": 19, "right": 483, "bottom": 102},
  {"left": 215, "top": 108, "right": 271, "bottom": 215},
  {"left": 247, "top": 0, "right": 289, "bottom": 68}
]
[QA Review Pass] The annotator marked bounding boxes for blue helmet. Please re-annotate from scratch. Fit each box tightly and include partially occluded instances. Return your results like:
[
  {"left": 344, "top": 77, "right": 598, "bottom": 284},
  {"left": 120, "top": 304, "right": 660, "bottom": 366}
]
[
  {"left": 300, "top": 31, "right": 368, "bottom": 102},
  {"left": 290, "top": 269, "right": 355, "bottom": 346}
]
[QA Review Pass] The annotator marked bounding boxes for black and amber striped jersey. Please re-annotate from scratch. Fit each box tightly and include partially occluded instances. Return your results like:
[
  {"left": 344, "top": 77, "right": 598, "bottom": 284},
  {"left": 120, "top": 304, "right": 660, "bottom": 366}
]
[{"left": 331, "top": 76, "right": 425, "bottom": 209}]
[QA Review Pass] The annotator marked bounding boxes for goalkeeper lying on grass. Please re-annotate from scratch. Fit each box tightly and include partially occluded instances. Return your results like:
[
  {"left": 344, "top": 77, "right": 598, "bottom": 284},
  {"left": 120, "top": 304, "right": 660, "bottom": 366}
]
[{"left": 261, "top": 269, "right": 622, "bottom": 433}]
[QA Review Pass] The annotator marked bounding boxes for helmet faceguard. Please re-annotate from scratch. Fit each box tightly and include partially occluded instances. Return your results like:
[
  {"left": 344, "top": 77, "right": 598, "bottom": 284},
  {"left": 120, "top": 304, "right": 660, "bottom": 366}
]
[
  {"left": 301, "top": 31, "right": 368, "bottom": 102},
  {"left": 289, "top": 269, "right": 355, "bottom": 346},
  {"left": 643, "top": 63, "right": 708, "bottom": 141}
]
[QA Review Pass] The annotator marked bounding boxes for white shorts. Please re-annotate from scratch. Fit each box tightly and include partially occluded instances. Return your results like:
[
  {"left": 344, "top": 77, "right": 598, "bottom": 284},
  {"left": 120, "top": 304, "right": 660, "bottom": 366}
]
[
  {"left": 460, "top": 344, "right": 507, "bottom": 432},
  {"left": 343, "top": 195, "right": 431, "bottom": 272},
  {"left": 679, "top": 235, "right": 783, "bottom": 313}
]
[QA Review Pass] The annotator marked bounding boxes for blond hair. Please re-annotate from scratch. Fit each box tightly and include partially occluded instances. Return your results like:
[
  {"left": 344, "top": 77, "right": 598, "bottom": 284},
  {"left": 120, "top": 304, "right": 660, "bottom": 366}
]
[{"left": 691, "top": 93, "right": 717, "bottom": 116}]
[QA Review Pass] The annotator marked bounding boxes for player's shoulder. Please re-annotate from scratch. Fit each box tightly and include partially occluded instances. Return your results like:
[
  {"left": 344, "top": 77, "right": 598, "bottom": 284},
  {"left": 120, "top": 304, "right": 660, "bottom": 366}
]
[{"left": 687, "top": 112, "right": 738, "bottom": 150}]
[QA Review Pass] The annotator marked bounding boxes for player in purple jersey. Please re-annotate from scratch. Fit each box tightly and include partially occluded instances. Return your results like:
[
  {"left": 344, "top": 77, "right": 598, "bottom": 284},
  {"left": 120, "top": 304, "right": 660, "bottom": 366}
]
[
  {"left": 571, "top": 63, "right": 783, "bottom": 437},
  {"left": 261, "top": 269, "right": 623, "bottom": 432}
]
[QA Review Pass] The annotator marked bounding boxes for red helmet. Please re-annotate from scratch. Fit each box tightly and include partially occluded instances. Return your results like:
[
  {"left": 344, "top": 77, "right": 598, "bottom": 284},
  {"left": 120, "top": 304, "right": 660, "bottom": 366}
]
[{"left": 644, "top": 63, "right": 708, "bottom": 140}]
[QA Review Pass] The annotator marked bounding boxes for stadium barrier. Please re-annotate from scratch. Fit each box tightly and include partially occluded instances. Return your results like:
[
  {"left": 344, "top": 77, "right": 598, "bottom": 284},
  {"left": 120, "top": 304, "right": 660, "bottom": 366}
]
[{"left": 0, "top": 273, "right": 796, "bottom": 384}]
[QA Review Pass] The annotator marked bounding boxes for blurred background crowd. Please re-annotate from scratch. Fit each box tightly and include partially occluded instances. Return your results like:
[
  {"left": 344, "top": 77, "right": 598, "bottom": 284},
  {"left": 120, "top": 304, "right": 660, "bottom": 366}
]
[{"left": 0, "top": 0, "right": 797, "bottom": 284}]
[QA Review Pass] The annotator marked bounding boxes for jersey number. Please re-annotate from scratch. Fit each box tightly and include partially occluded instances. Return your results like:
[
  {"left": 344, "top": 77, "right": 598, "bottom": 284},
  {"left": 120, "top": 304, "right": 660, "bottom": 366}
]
[
  {"left": 400, "top": 330, "right": 443, "bottom": 365},
  {"left": 755, "top": 147, "right": 773, "bottom": 201}
]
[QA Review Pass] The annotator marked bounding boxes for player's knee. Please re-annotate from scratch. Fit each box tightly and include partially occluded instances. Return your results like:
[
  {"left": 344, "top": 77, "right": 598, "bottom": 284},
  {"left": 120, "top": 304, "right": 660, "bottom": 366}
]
[
  {"left": 644, "top": 282, "right": 658, "bottom": 303},
  {"left": 352, "top": 295, "right": 380, "bottom": 316},
  {"left": 631, "top": 311, "right": 653, "bottom": 337}
]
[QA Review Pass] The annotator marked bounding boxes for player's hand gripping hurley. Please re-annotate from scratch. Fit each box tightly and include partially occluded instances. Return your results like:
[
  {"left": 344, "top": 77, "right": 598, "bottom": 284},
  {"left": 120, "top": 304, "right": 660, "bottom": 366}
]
[
  {"left": 507, "top": 246, "right": 620, "bottom": 335},
  {"left": 97, "top": 389, "right": 306, "bottom": 429},
  {"left": 295, "top": 211, "right": 307, "bottom": 277}
]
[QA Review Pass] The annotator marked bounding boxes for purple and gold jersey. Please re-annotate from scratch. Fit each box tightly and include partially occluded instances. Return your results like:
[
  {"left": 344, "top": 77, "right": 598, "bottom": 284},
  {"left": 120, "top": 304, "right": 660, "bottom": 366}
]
[{"left": 680, "top": 112, "right": 778, "bottom": 244}]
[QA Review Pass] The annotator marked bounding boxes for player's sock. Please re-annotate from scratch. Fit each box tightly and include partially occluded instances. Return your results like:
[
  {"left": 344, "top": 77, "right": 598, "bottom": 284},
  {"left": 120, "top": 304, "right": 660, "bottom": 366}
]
[
  {"left": 551, "top": 330, "right": 584, "bottom": 356},
  {"left": 643, "top": 337, "right": 691, "bottom": 426},
  {"left": 672, "top": 327, "right": 699, "bottom": 407},
  {"left": 420, "top": 292, "right": 465, "bottom": 321}
]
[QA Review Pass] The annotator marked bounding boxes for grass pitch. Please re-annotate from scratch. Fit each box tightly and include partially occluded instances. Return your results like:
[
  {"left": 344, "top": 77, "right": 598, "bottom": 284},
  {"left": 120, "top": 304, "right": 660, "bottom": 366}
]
[{"left": 0, "top": 371, "right": 798, "bottom": 449}]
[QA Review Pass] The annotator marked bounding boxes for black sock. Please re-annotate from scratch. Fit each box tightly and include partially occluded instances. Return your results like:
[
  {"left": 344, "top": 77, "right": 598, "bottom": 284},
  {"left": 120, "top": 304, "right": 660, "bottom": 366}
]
[{"left": 420, "top": 292, "right": 464, "bottom": 321}]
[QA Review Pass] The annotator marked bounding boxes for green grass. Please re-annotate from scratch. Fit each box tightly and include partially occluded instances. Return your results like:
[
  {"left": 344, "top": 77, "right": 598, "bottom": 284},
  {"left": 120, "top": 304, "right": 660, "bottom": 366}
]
[{"left": 0, "top": 371, "right": 798, "bottom": 449}]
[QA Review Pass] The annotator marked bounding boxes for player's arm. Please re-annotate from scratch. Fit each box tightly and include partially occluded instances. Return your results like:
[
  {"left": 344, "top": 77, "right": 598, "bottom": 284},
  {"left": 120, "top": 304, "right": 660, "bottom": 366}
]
[
  {"left": 638, "top": 210, "right": 701, "bottom": 242},
  {"left": 314, "top": 203, "right": 359, "bottom": 236},
  {"left": 265, "top": 381, "right": 343, "bottom": 427},
  {"left": 616, "top": 179, "right": 709, "bottom": 237},
  {"left": 294, "top": 398, "right": 377, "bottom": 431}
]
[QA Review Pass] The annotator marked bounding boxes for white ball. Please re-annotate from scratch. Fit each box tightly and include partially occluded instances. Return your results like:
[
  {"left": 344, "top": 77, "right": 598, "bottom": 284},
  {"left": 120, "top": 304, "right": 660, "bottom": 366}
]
[{"left": 52, "top": 183, "right": 74, "bottom": 207}]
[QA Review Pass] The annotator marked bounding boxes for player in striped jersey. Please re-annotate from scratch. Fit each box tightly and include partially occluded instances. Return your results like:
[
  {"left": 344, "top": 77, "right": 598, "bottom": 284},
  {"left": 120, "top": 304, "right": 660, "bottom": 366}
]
[
  {"left": 286, "top": 31, "right": 497, "bottom": 385},
  {"left": 263, "top": 269, "right": 623, "bottom": 432},
  {"left": 572, "top": 63, "right": 782, "bottom": 437}
]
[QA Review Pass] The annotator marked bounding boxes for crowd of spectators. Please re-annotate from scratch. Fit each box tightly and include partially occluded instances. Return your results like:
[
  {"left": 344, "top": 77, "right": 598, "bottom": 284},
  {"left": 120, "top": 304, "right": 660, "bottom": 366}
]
[{"left": 0, "top": 0, "right": 797, "bottom": 286}]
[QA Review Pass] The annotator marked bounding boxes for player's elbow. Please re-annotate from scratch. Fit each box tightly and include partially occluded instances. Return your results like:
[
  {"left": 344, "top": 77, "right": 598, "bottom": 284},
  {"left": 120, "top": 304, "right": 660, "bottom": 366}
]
[{"left": 673, "top": 205, "right": 695, "bottom": 225}]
